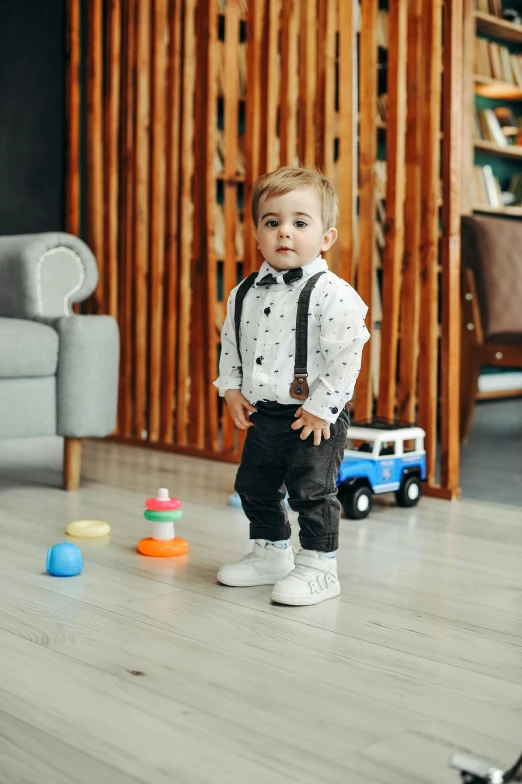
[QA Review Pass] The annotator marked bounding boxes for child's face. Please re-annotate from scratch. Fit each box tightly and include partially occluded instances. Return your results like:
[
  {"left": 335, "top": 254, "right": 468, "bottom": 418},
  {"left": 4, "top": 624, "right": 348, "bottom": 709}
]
[{"left": 253, "top": 188, "right": 337, "bottom": 271}]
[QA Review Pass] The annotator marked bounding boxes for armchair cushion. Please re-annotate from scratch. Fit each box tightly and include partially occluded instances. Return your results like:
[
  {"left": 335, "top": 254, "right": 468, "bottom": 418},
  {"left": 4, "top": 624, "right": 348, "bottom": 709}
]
[
  {"left": 461, "top": 215, "right": 522, "bottom": 345},
  {"left": 0, "top": 317, "right": 59, "bottom": 378}
]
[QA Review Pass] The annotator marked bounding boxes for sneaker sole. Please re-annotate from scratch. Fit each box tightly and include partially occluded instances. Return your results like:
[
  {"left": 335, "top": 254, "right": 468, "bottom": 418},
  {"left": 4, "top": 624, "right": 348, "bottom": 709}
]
[
  {"left": 270, "top": 583, "right": 341, "bottom": 606},
  {"left": 217, "top": 571, "right": 294, "bottom": 588}
]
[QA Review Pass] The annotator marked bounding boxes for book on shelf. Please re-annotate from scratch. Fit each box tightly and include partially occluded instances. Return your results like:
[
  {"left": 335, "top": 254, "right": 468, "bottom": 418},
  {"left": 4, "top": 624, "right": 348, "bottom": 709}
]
[
  {"left": 471, "top": 164, "right": 503, "bottom": 207},
  {"left": 474, "top": 107, "right": 508, "bottom": 145},
  {"left": 214, "top": 203, "right": 244, "bottom": 261},
  {"left": 215, "top": 129, "right": 245, "bottom": 177},
  {"left": 508, "top": 173, "right": 522, "bottom": 205},
  {"left": 474, "top": 36, "right": 522, "bottom": 87},
  {"left": 377, "top": 94, "right": 388, "bottom": 124}
]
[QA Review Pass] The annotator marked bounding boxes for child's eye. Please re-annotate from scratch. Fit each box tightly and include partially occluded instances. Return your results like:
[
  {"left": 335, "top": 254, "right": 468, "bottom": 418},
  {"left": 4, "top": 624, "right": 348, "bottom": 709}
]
[
  {"left": 265, "top": 220, "right": 279, "bottom": 227},
  {"left": 295, "top": 220, "right": 307, "bottom": 228}
]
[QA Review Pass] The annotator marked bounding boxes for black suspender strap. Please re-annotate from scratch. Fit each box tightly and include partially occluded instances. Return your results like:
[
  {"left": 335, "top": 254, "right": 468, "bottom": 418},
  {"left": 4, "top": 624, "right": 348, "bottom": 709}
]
[
  {"left": 234, "top": 272, "right": 258, "bottom": 367},
  {"left": 289, "top": 271, "right": 326, "bottom": 401}
]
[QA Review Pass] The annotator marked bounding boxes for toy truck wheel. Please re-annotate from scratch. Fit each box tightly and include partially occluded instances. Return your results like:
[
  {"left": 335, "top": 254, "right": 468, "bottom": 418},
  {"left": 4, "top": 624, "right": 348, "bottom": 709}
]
[
  {"left": 395, "top": 475, "right": 421, "bottom": 508},
  {"left": 342, "top": 485, "right": 373, "bottom": 520}
]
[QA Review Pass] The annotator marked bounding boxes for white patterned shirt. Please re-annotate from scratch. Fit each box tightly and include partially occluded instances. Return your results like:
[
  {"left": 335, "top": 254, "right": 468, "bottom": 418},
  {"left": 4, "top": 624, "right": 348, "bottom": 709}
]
[{"left": 214, "top": 256, "right": 370, "bottom": 424}]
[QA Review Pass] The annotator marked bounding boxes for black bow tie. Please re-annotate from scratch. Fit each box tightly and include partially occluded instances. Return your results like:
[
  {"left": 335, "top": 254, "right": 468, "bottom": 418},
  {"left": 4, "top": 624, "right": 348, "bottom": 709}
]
[{"left": 257, "top": 268, "right": 304, "bottom": 286}]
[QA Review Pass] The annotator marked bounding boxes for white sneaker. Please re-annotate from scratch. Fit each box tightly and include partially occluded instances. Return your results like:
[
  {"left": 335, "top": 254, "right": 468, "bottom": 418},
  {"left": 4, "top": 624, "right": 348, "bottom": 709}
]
[
  {"left": 217, "top": 541, "right": 295, "bottom": 587},
  {"left": 271, "top": 549, "right": 340, "bottom": 606}
]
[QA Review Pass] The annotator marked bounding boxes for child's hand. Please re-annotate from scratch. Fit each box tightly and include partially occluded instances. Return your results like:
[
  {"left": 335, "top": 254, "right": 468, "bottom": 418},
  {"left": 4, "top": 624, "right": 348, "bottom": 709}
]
[
  {"left": 225, "top": 390, "right": 257, "bottom": 430},
  {"left": 291, "top": 407, "right": 330, "bottom": 446}
]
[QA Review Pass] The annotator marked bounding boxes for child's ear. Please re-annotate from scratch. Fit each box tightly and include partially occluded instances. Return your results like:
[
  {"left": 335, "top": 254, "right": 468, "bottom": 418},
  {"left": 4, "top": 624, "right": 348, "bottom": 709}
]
[
  {"left": 321, "top": 227, "right": 338, "bottom": 252},
  {"left": 252, "top": 224, "right": 259, "bottom": 242}
]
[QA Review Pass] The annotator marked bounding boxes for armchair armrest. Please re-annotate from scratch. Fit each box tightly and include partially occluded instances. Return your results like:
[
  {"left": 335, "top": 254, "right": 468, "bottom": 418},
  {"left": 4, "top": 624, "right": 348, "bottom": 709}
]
[
  {"left": 48, "top": 315, "right": 120, "bottom": 438},
  {"left": 0, "top": 232, "right": 98, "bottom": 319}
]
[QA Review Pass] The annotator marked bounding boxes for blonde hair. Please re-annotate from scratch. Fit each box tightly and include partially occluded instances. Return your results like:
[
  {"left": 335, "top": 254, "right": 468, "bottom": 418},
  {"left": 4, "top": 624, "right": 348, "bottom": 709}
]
[{"left": 251, "top": 167, "right": 338, "bottom": 229}]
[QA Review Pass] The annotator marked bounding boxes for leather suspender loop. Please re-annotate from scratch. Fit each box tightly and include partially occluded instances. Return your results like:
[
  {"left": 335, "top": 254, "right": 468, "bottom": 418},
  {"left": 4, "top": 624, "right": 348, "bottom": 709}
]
[{"left": 289, "top": 271, "right": 326, "bottom": 400}]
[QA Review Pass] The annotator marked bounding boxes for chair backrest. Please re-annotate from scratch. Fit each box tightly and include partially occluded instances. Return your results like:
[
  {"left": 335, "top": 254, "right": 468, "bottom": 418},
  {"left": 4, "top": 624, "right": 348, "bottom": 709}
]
[{"left": 461, "top": 215, "right": 522, "bottom": 345}]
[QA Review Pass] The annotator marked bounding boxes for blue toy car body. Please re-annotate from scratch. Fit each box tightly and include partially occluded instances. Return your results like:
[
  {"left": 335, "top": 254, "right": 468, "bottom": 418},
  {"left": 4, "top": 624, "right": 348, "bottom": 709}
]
[{"left": 336, "top": 422, "right": 426, "bottom": 519}]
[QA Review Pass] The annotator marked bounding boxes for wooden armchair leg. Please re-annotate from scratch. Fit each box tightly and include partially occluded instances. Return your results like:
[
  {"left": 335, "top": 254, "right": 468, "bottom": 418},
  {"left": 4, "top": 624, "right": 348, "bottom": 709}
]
[
  {"left": 63, "top": 438, "right": 82, "bottom": 491},
  {"left": 460, "top": 353, "right": 480, "bottom": 443}
]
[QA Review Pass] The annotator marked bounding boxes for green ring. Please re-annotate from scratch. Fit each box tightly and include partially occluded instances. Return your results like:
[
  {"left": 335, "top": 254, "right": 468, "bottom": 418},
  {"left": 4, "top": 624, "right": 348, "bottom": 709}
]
[{"left": 143, "top": 509, "right": 183, "bottom": 522}]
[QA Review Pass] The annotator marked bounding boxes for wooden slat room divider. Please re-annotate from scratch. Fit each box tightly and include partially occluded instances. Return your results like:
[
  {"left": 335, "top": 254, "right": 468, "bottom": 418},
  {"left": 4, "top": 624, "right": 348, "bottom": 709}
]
[{"left": 65, "top": 0, "right": 463, "bottom": 496}]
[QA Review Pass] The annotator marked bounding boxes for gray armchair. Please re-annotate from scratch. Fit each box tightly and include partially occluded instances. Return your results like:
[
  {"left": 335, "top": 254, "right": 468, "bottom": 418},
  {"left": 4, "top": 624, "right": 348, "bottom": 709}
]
[{"left": 0, "top": 232, "right": 119, "bottom": 489}]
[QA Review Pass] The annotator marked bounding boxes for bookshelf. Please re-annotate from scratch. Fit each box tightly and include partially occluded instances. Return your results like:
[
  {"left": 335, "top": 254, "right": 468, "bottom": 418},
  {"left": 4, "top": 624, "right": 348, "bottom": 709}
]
[
  {"left": 466, "top": 6, "right": 522, "bottom": 215},
  {"left": 464, "top": 1, "right": 522, "bottom": 400}
]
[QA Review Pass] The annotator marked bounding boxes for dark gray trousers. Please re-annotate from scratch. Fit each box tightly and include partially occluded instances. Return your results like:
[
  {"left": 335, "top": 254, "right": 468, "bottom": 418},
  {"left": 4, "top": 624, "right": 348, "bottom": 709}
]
[{"left": 235, "top": 401, "right": 349, "bottom": 552}]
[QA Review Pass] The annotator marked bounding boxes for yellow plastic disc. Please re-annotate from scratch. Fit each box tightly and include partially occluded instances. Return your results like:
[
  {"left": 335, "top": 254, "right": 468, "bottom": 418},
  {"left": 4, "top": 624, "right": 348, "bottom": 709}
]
[{"left": 66, "top": 519, "right": 111, "bottom": 538}]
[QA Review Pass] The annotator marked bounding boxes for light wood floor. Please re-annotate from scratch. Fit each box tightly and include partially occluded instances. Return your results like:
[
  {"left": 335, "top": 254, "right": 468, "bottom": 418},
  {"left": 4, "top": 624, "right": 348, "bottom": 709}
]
[{"left": 0, "top": 437, "right": 521, "bottom": 784}]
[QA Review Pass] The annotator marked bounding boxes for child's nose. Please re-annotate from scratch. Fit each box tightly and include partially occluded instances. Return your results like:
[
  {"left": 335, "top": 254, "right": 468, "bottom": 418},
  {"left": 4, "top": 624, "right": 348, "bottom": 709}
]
[{"left": 278, "top": 224, "right": 291, "bottom": 237}]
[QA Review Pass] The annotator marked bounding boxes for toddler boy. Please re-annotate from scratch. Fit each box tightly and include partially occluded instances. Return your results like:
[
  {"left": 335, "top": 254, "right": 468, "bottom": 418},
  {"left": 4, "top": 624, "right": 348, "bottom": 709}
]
[{"left": 214, "top": 167, "right": 370, "bottom": 605}]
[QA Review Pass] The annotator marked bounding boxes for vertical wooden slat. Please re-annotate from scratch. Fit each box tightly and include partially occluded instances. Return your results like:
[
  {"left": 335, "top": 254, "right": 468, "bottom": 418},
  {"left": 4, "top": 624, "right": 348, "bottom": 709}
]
[
  {"left": 355, "top": 0, "right": 378, "bottom": 421},
  {"left": 105, "top": 0, "right": 121, "bottom": 321},
  {"left": 222, "top": 0, "right": 241, "bottom": 453},
  {"left": 397, "top": 0, "right": 422, "bottom": 424},
  {"left": 244, "top": 0, "right": 264, "bottom": 275},
  {"left": 298, "top": 0, "right": 316, "bottom": 167},
  {"left": 191, "top": 0, "right": 219, "bottom": 450},
  {"left": 86, "top": 0, "right": 104, "bottom": 313},
  {"left": 260, "top": 0, "right": 279, "bottom": 173},
  {"left": 418, "top": 0, "right": 442, "bottom": 484},
  {"left": 316, "top": 0, "right": 336, "bottom": 179},
  {"left": 119, "top": 0, "right": 137, "bottom": 437},
  {"left": 176, "top": 0, "right": 196, "bottom": 446},
  {"left": 134, "top": 0, "right": 151, "bottom": 439},
  {"left": 279, "top": 0, "right": 299, "bottom": 167},
  {"left": 337, "top": 0, "right": 357, "bottom": 285},
  {"left": 161, "top": 0, "right": 183, "bottom": 444},
  {"left": 148, "top": 0, "right": 169, "bottom": 443},
  {"left": 65, "top": 0, "right": 81, "bottom": 236},
  {"left": 205, "top": 0, "right": 219, "bottom": 452},
  {"left": 440, "top": 0, "right": 463, "bottom": 495},
  {"left": 461, "top": 0, "right": 475, "bottom": 215},
  {"left": 377, "top": 0, "right": 408, "bottom": 420}
]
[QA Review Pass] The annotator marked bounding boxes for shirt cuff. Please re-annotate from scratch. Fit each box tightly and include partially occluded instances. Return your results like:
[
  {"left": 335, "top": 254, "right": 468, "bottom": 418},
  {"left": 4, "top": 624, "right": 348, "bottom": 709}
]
[
  {"left": 213, "top": 376, "right": 242, "bottom": 397},
  {"left": 303, "top": 387, "right": 349, "bottom": 424}
]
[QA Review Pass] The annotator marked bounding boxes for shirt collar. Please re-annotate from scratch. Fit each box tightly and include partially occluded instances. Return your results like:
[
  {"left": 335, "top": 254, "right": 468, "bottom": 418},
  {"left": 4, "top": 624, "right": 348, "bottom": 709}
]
[{"left": 255, "top": 256, "right": 328, "bottom": 287}]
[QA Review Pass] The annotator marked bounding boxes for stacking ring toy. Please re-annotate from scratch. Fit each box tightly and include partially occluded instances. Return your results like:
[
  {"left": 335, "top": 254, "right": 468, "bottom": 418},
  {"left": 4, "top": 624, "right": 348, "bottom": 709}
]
[
  {"left": 137, "top": 488, "right": 188, "bottom": 557},
  {"left": 66, "top": 519, "right": 111, "bottom": 538}
]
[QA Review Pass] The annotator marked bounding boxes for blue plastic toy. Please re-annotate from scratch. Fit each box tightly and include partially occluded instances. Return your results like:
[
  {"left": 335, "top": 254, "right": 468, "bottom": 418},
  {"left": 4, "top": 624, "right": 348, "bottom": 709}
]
[
  {"left": 46, "top": 542, "right": 84, "bottom": 577},
  {"left": 337, "top": 419, "right": 426, "bottom": 520}
]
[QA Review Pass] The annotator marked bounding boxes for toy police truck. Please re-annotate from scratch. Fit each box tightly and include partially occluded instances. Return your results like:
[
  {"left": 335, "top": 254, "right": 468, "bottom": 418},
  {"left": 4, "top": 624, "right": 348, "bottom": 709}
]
[{"left": 337, "top": 420, "right": 426, "bottom": 520}]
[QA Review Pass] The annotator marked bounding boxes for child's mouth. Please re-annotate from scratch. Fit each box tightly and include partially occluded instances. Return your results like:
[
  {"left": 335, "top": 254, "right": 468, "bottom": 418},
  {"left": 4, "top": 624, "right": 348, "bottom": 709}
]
[{"left": 277, "top": 247, "right": 293, "bottom": 253}]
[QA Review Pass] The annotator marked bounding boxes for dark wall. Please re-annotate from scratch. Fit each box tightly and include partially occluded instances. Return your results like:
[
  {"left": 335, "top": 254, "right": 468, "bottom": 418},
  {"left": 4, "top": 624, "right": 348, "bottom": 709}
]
[{"left": 0, "top": 0, "right": 65, "bottom": 235}]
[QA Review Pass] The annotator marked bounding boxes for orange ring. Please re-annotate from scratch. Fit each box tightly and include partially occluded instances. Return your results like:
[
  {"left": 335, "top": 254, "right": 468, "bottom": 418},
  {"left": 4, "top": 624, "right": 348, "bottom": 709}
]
[{"left": 137, "top": 537, "right": 188, "bottom": 557}]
